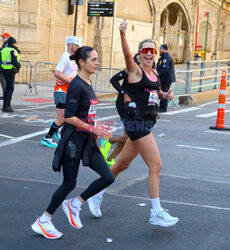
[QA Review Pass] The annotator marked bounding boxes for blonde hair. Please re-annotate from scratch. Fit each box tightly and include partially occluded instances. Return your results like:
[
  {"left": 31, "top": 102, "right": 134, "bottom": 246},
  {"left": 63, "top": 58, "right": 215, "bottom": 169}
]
[{"left": 138, "top": 39, "right": 156, "bottom": 51}]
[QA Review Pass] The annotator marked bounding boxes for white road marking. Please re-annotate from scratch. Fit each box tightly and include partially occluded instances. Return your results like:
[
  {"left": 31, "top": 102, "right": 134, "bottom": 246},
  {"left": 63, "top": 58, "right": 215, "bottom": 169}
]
[
  {"left": 16, "top": 104, "right": 55, "bottom": 111},
  {"left": 97, "top": 105, "right": 116, "bottom": 109},
  {"left": 0, "top": 134, "right": 14, "bottom": 139},
  {"left": 177, "top": 144, "right": 218, "bottom": 151},
  {"left": 204, "top": 130, "right": 230, "bottom": 135},
  {"left": 0, "top": 129, "right": 49, "bottom": 147},
  {"left": 199, "top": 97, "right": 230, "bottom": 107},
  {"left": 96, "top": 115, "right": 119, "bottom": 122},
  {"left": 115, "top": 194, "right": 230, "bottom": 211},
  {"left": 2, "top": 175, "right": 230, "bottom": 211},
  {"left": 196, "top": 110, "right": 230, "bottom": 118},
  {"left": 161, "top": 173, "right": 230, "bottom": 185},
  {"left": 164, "top": 107, "right": 201, "bottom": 115}
]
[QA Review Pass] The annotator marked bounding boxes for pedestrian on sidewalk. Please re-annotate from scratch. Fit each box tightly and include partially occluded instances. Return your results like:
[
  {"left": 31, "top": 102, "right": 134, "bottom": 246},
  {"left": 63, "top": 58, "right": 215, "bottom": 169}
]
[
  {"left": 0, "top": 33, "right": 10, "bottom": 100},
  {"left": 156, "top": 44, "right": 176, "bottom": 112},
  {"left": 31, "top": 46, "right": 115, "bottom": 239},
  {"left": 1, "top": 36, "right": 20, "bottom": 112},
  {"left": 41, "top": 36, "right": 81, "bottom": 148}
]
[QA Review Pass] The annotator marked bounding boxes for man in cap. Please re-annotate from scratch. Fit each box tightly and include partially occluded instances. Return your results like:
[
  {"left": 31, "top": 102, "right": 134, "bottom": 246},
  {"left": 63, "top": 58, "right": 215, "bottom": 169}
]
[
  {"left": 41, "top": 36, "right": 82, "bottom": 148},
  {"left": 0, "top": 33, "right": 10, "bottom": 99},
  {"left": 1, "top": 36, "right": 20, "bottom": 112},
  {"left": 156, "top": 44, "right": 176, "bottom": 112}
]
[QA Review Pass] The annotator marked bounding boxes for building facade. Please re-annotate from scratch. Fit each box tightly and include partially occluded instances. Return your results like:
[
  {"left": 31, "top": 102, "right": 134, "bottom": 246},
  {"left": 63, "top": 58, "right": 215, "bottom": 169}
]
[{"left": 0, "top": 0, "right": 230, "bottom": 67}]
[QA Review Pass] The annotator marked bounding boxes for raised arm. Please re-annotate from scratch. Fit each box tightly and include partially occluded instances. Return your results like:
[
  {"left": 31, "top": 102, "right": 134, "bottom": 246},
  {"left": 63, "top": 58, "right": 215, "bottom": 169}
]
[{"left": 120, "top": 18, "right": 139, "bottom": 75}]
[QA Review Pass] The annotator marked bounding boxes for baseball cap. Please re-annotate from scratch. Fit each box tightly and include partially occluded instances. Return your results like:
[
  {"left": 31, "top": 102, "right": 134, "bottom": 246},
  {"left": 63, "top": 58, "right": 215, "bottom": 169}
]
[
  {"left": 160, "top": 44, "right": 168, "bottom": 51},
  {"left": 1, "top": 33, "right": 10, "bottom": 38},
  {"left": 66, "top": 36, "right": 82, "bottom": 47}
]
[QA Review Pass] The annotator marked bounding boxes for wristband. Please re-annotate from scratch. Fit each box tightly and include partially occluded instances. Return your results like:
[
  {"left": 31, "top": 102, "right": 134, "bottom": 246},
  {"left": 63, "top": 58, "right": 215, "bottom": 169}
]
[
  {"left": 89, "top": 125, "right": 94, "bottom": 133},
  {"left": 163, "top": 92, "right": 166, "bottom": 99}
]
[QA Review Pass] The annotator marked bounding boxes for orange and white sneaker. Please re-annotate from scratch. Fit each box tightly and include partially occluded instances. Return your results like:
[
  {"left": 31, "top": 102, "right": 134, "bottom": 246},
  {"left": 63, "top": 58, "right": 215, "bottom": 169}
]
[
  {"left": 62, "top": 199, "right": 83, "bottom": 229},
  {"left": 31, "top": 218, "right": 63, "bottom": 239}
]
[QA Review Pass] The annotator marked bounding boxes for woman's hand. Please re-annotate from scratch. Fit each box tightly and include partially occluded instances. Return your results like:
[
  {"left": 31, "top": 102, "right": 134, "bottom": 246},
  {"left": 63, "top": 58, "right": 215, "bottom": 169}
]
[
  {"left": 165, "top": 90, "right": 174, "bottom": 100},
  {"left": 124, "top": 93, "right": 131, "bottom": 104},
  {"left": 119, "top": 17, "right": 127, "bottom": 34},
  {"left": 93, "top": 126, "right": 112, "bottom": 140}
]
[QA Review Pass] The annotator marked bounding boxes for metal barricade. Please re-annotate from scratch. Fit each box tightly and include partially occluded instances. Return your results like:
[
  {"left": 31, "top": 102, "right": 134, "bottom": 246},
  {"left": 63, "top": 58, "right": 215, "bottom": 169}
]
[
  {"left": 32, "top": 61, "right": 57, "bottom": 95},
  {"left": 91, "top": 67, "right": 122, "bottom": 93},
  {"left": 15, "top": 60, "right": 33, "bottom": 95}
]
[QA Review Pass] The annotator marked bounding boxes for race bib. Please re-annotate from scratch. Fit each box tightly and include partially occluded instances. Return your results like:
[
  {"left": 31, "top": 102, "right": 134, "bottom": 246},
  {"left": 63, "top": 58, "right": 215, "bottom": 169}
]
[
  {"left": 87, "top": 99, "right": 98, "bottom": 122},
  {"left": 148, "top": 90, "right": 158, "bottom": 106}
]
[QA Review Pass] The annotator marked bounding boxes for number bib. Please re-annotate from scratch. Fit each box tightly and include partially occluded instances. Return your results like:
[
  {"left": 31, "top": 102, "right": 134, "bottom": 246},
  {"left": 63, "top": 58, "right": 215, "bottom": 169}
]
[
  {"left": 148, "top": 90, "right": 158, "bottom": 106},
  {"left": 87, "top": 99, "right": 98, "bottom": 122}
]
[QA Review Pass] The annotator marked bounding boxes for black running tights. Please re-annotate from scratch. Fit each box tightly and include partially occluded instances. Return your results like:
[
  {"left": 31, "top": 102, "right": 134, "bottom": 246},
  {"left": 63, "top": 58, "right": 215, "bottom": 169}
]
[{"left": 46, "top": 142, "right": 115, "bottom": 215}]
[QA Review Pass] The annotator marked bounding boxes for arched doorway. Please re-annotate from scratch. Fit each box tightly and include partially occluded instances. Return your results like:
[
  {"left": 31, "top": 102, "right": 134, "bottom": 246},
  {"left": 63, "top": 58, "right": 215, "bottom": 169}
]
[{"left": 159, "top": 2, "right": 190, "bottom": 63}]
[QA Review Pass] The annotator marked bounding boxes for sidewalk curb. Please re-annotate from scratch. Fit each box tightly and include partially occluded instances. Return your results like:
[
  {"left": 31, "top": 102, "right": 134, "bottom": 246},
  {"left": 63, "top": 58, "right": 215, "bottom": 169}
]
[{"left": 191, "top": 86, "right": 230, "bottom": 104}]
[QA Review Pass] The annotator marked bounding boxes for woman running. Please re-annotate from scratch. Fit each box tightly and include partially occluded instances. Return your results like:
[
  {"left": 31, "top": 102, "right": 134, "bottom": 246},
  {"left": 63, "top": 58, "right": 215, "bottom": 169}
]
[
  {"left": 89, "top": 18, "right": 179, "bottom": 227},
  {"left": 31, "top": 46, "right": 115, "bottom": 239}
]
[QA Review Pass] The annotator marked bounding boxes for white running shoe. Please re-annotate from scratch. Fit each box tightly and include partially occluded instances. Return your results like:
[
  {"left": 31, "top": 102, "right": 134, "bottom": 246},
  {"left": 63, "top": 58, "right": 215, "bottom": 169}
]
[
  {"left": 87, "top": 195, "right": 103, "bottom": 218},
  {"left": 31, "top": 218, "right": 63, "bottom": 239},
  {"left": 62, "top": 199, "right": 83, "bottom": 229},
  {"left": 149, "top": 209, "right": 179, "bottom": 227}
]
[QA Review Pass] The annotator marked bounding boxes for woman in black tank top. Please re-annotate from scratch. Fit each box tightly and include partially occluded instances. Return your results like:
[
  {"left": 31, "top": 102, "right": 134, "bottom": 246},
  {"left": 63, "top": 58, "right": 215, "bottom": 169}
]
[{"left": 91, "top": 18, "right": 179, "bottom": 228}]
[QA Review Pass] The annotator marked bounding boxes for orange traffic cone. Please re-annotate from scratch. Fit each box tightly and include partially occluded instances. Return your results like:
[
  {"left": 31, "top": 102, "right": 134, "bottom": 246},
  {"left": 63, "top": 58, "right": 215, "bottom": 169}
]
[{"left": 210, "top": 70, "right": 230, "bottom": 130}]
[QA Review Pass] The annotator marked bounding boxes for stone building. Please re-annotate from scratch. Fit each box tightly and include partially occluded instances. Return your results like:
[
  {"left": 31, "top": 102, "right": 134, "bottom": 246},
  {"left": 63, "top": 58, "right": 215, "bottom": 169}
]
[{"left": 0, "top": 0, "right": 230, "bottom": 67}]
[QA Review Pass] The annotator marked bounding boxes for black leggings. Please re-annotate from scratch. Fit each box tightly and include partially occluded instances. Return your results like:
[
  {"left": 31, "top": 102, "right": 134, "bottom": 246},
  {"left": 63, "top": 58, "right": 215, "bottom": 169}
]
[{"left": 46, "top": 133, "right": 115, "bottom": 215}]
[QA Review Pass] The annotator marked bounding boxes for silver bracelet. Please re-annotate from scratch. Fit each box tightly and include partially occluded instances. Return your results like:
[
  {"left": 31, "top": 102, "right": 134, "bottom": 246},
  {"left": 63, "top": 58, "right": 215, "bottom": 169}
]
[{"left": 163, "top": 92, "right": 167, "bottom": 99}]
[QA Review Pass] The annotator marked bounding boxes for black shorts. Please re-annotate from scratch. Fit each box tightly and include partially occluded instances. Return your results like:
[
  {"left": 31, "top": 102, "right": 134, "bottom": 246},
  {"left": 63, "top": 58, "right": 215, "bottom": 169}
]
[{"left": 126, "top": 119, "right": 155, "bottom": 141}]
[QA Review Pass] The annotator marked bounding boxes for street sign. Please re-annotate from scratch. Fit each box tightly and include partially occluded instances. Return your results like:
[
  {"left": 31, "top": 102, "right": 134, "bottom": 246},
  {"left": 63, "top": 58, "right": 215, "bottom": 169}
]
[
  {"left": 88, "top": 1, "right": 114, "bottom": 17},
  {"left": 204, "top": 11, "right": 209, "bottom": 17},
  {"left": 71, "top": 0, "right": 84, "bottom": 5}
]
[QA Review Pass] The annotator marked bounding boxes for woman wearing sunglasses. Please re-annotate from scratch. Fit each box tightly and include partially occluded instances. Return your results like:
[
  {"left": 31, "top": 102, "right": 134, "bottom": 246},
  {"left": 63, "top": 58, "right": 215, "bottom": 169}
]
[{"left": 89, "top": 18, "right": 179, "bottom": 227}]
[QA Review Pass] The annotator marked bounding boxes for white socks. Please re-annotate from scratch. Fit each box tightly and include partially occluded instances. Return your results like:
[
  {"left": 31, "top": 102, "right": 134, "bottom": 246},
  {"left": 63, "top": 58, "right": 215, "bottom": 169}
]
[
  {"left": 40, "top": 212, "right": 52, "bottom": 223},
  {"left": 96, "top": 189, "right": 106, "bottom": 198},
  {"left": 151, "top": 197, "right": 162, "bottom": 214},
  {"left": 72, "top": 197, "right": 83, "bottom": 208}
]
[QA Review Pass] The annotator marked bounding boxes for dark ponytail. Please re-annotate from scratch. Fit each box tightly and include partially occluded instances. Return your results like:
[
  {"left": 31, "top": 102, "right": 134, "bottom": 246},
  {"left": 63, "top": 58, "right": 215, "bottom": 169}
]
[{"left": 70, "top": 46, "right": 94, "bottom": 69}]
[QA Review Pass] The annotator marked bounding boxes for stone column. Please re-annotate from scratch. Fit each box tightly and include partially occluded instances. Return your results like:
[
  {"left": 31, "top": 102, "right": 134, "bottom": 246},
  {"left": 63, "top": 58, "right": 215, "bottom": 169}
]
[
  {"left": 48, "top": 0, "right": 55, "bottom": 62},
  {"left": 176, "top": 10, "right": 183, "bottom": 62},
  {"left": 163, "top": 8, "right": 169, "bottom": 44}
]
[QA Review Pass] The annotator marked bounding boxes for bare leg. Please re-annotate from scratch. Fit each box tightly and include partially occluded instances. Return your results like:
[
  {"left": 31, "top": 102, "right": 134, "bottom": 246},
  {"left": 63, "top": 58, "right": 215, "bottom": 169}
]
[
  {"left": 133, "top": 133, "right": 162, "bottom": 198},
  {"left": 110, "top": 137, "right": 139, "bottom": 177},
  {"left": 54, "top": 108, "right": 65, "bottom": 126},
  {"left": 108, "top": 130, "right": 128, "bottom": 160}
]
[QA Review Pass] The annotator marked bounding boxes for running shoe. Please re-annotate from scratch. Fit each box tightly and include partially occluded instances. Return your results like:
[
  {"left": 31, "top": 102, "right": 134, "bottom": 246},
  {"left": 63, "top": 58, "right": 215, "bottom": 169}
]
[
  {"left": 87, "top": 196, "right": 103, "bottom": 218},
  {"left": 149, "top": 208, "right": 179, "bottom": 227},
  {"left": 50, "top": 121, "right": 61, "bottom": 141},
  {"left": 100, "top": 139, "right": 112, "bottom": 160},
  {"left": 41, "top": 136, "right": 58, "bottom": 148},
  {"left": 62, "top": 199, "right": 83, "bottom": 229},
  {"left": 31, "top": 218, "right": 63, "bottom": 239}
]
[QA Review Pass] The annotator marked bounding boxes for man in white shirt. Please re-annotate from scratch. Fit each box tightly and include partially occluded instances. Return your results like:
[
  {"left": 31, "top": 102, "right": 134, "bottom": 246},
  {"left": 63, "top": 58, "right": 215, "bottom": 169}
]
[{"left": 41, "top": 36, "right": 82, "bottom": 148}]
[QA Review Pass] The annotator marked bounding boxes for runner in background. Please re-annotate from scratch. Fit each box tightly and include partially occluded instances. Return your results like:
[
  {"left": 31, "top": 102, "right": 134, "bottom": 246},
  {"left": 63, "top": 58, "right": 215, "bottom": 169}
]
[{"left": 41, "top": 36, "right": 82, "bottom": 148}]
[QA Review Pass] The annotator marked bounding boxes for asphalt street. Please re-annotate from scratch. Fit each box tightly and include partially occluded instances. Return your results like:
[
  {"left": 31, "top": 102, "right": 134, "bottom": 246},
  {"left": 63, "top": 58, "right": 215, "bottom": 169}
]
[{"left": 1, "top": 91, "right": 230, "bottom": 250}]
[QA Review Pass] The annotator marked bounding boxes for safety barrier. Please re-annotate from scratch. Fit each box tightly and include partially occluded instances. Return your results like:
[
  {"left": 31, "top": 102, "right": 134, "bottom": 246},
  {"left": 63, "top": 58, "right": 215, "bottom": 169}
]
[
  {"left": 15, "top": 60, "right": 33, "bottom": 95},
  {"left": 32, "top": 61, "right": 57, "bottom": 95},
  {"left": 13, "top": 59, "right": 230, "bottom": 105},
  {"left": 91, "top": 67, "right": 122, "bottom": 93}
]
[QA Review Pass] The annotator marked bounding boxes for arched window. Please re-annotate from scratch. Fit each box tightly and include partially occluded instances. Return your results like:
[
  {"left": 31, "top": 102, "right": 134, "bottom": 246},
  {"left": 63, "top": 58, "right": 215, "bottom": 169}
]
[{"left": 56, "top": 0, "right": 73, "bottom": 15}]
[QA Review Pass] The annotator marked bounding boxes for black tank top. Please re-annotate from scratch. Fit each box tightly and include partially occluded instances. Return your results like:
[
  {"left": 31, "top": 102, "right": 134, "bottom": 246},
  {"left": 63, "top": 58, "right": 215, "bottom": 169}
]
[{"left": 128, "top": 68, "right": 160, "bottom": 108}]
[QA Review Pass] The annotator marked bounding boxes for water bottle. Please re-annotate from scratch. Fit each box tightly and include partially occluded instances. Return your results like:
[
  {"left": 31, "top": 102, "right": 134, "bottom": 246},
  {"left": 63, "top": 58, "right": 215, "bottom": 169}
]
[
  {"left": 127, "top": 101, "right": 137, "bottom": 117},
  {"left": 128, "top": 102, "right": 136, "bottom": 109}
]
